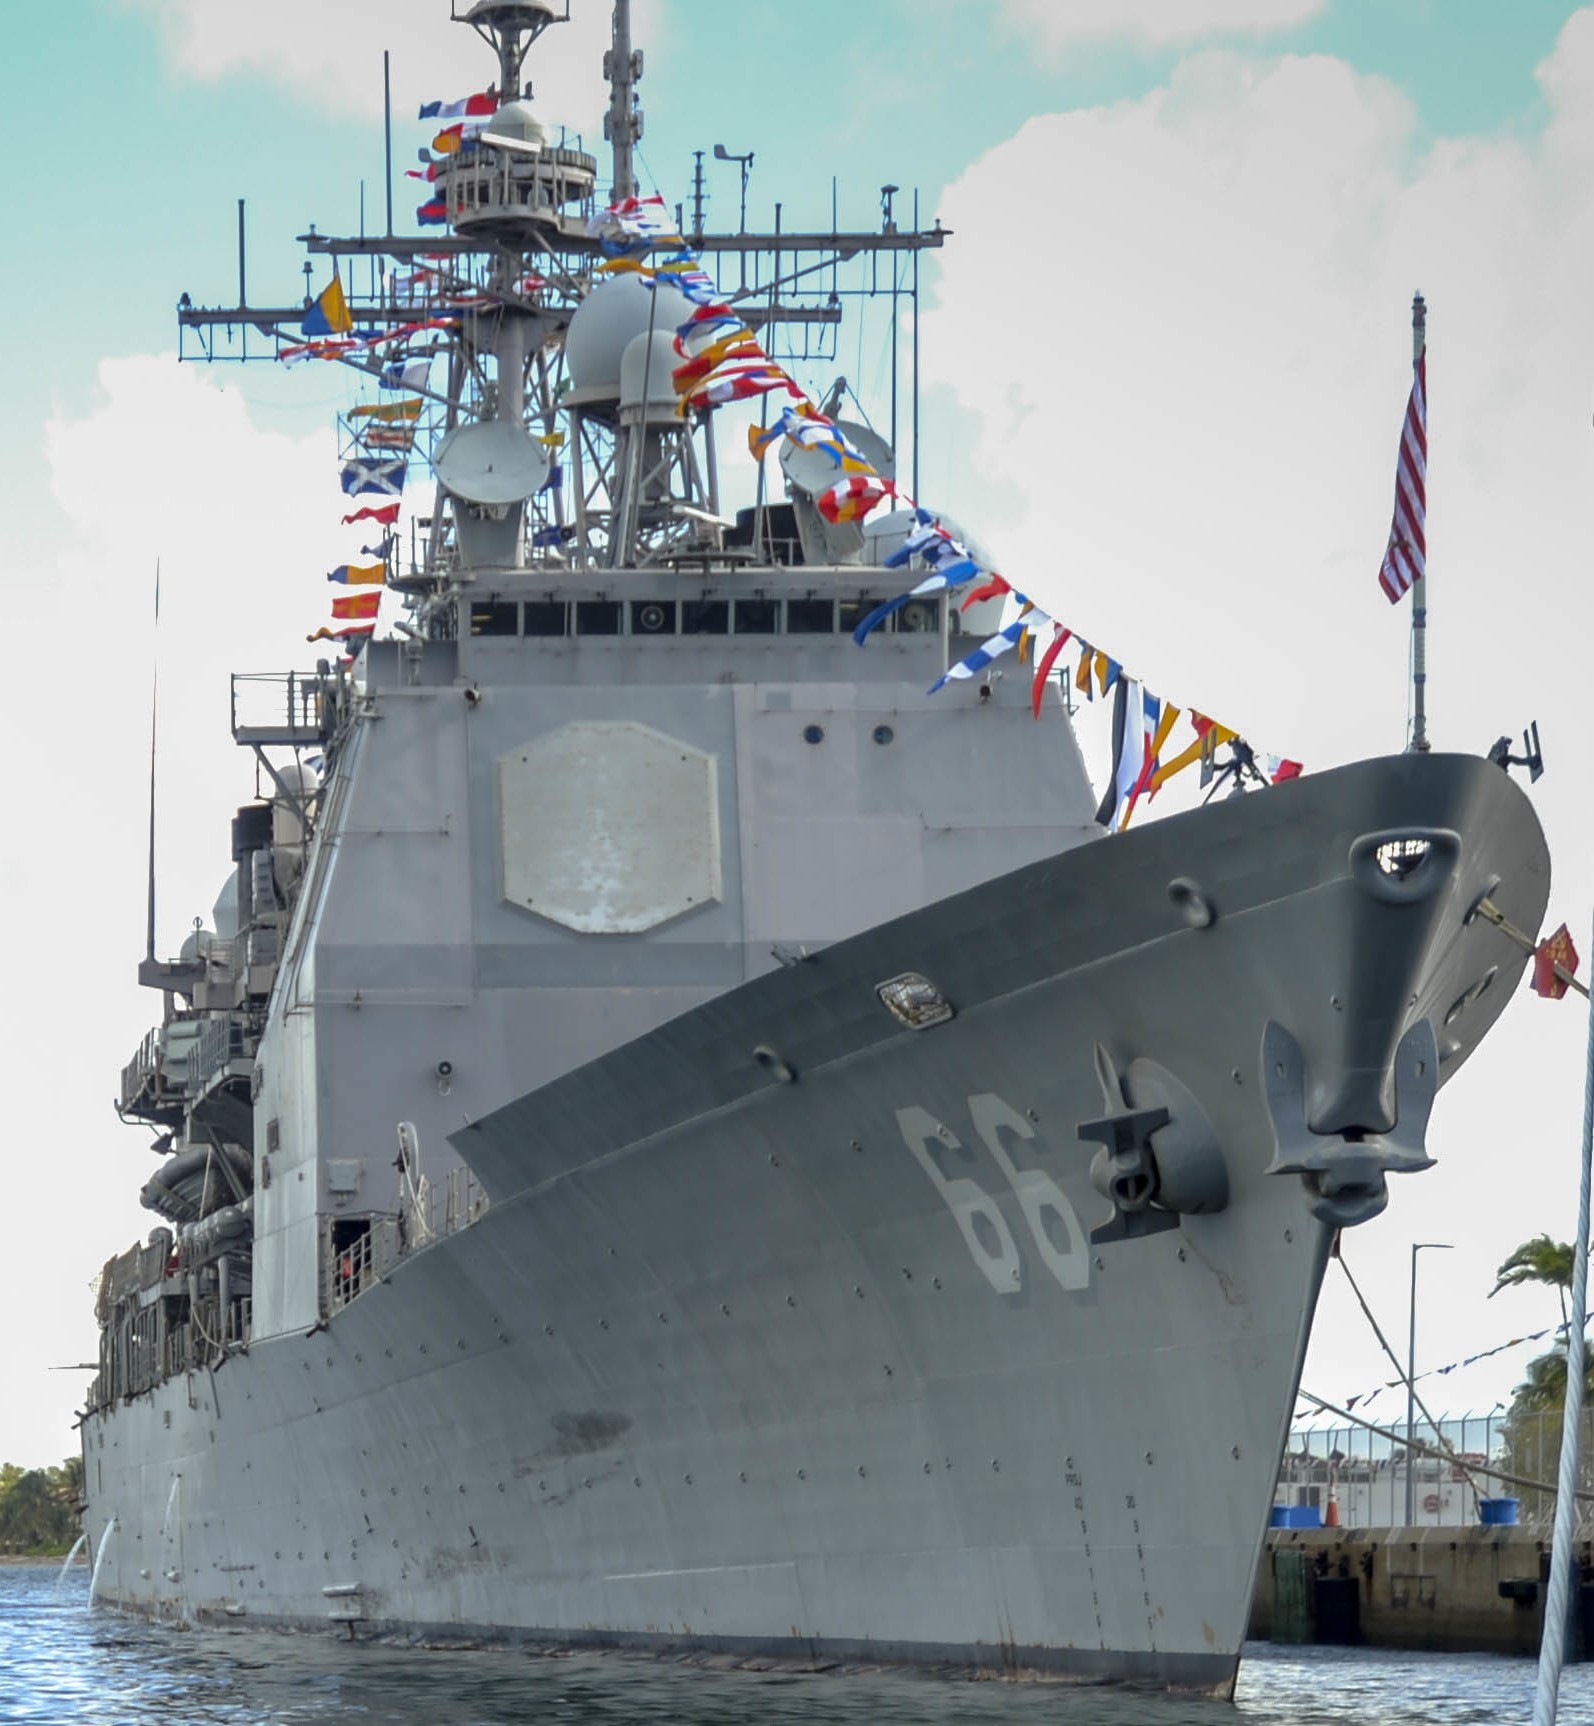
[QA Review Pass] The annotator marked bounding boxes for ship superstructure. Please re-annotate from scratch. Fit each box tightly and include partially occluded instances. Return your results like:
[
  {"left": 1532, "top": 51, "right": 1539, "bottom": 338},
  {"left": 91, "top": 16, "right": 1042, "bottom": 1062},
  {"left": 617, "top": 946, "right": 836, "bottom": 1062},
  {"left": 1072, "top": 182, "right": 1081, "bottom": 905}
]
[{"left": 84, "top": 1, "right": 1552, "bottom": 1691}]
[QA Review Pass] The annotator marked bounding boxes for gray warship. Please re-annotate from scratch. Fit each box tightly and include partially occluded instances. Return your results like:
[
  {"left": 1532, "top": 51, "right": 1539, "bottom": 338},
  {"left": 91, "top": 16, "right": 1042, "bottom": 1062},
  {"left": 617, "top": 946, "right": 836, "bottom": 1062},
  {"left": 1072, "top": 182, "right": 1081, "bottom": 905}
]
[{"left": 83, "top": 0, "right": 1551, "bottom": 1692}]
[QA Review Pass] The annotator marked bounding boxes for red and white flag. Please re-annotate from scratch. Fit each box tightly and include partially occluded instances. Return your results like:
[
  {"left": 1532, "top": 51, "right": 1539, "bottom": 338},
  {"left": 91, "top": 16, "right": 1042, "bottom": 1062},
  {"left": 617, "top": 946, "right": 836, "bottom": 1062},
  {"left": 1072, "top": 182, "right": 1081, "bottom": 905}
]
[
  {"left": 1378, "top": 349, "right": 1427, "bottom": 603},
  {"left": 816, "top": 472, "right": 894, "bottom": 524},
  {"left": 1532, "top": 923, "right": 1579, "bottom": 1000}
]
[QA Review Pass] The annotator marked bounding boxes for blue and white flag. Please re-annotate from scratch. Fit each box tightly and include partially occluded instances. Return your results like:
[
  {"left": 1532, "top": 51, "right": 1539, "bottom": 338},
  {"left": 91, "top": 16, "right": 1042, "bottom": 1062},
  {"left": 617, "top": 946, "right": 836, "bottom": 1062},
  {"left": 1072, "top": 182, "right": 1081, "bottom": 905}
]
[
  {"left": 853, "top": 572, "right": 951, "bottom": 645},
  {"left": 380, "top": 357, "right": 431, "bottom": 393},
  {"left": 855, "top": 544, "right": 984, "bottom": 644},
  {"left": 928, "top": 614, "right": 1031, "bottom": 693},
  {"left": 340, "top": 459, "right": 407, "bottom": 497},
  {"left": 919, "top": 539, "right": 981, "bottom": 584},
  {"left": 885, "top": 515, "right": 953, "bottom": 569},
  {"left": 1112, "top": 685, "right": 1158, "bottom": 831}
]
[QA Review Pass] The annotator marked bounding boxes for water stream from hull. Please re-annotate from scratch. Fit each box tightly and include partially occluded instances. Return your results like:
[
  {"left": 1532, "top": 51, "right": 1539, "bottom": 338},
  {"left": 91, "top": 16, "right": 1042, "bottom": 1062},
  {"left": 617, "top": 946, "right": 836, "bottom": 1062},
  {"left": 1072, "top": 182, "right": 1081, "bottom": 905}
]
[
  {"left": 88, "top": 1518, "right": 115, "bottom": 1604},
  {"left": 53, "top": 1533, "right": 85, "bottom": 1592}
]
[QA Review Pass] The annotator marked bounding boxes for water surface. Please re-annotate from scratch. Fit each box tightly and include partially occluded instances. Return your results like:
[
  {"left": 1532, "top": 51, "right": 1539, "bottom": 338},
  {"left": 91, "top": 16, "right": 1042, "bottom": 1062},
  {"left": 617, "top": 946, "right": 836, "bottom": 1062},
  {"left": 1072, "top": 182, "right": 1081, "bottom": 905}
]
[{"left": 3, "top": 1564, "right": 1590, "bottom": 1725}]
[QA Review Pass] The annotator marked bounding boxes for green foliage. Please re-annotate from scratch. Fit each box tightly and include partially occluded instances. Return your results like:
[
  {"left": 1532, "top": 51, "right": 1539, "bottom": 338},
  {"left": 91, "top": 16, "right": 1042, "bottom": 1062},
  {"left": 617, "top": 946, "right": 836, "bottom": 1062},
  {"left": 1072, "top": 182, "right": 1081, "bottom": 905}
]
[
  {"left": 0, "top": 1456, "right": 84, "bottom": 1555},
  {"left": 1511, "top": 1346, "right": 1594, "bottom": 1415},
  {"left": 1491, "top": 1235, "right": 1576, "bottom": 1319},
  {"left": 1491, "top": 1233, "right": 1593, "bottom": 1514}
]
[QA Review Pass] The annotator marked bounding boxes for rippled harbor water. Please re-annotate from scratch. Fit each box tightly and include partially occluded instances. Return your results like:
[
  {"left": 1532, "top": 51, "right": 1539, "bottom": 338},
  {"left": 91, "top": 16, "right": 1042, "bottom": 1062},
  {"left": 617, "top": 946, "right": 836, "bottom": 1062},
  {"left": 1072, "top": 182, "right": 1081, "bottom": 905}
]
[{"left": 5, "top": 1565, "right": 1593, "bottom": 1726}]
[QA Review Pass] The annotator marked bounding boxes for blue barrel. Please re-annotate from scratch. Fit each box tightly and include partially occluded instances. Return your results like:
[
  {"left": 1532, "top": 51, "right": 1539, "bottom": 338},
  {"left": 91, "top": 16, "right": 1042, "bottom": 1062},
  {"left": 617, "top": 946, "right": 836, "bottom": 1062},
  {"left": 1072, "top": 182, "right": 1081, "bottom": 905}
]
[
  {"left": 1269, "top": 1505, "right": 1290, "bottom": 1527},
  {"left": 1479, "top": 1497, "right": 1520, "bottom": 1526}
]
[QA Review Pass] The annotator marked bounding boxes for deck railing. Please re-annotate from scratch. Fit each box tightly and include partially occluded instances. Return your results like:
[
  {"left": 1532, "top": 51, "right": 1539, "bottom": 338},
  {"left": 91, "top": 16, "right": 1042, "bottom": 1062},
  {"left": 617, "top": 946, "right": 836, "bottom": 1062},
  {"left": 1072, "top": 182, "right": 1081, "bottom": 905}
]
[{"left": 326, "top": 1166, "right": 490, "bottom": 1317}]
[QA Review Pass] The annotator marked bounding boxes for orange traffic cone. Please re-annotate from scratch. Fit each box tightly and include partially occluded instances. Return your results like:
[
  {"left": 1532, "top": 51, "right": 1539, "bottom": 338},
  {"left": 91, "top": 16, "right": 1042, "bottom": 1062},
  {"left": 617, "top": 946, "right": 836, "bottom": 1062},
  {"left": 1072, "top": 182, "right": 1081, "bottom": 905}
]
[{"left": 1325, "top": 1491, "right": 1341, "bottom": 1528}]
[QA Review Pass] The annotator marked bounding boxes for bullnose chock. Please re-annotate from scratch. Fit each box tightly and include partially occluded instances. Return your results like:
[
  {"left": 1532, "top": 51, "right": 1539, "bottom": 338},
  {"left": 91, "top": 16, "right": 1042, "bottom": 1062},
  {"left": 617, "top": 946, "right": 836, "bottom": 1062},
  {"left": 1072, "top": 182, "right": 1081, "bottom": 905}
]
[{"left": 1261, "top": 1016, "right": 1439, "bottom": 1227}]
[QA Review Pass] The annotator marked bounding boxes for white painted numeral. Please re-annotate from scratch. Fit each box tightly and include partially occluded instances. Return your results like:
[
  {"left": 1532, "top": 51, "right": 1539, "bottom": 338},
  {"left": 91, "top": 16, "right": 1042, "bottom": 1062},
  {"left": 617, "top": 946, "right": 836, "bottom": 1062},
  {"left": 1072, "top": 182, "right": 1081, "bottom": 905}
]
[
  {"left": 895, "top": 1106, "right": 1023, "bottom": 1295},
  {"left": 898, "top": 1094, "right": 1091, "bottom": 1294},
  {"left": 968, "top": 1093, "right": 1090, "bottom": 1291}
]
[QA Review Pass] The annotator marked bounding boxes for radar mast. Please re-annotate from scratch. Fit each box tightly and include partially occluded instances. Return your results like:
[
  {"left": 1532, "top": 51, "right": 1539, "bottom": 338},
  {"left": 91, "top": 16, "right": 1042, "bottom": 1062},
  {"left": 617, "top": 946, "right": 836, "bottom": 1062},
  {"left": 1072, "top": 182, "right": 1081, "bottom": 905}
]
[
  {"left": 456, "top": 0, "right": 563, "bottom": 100},
  {"left": 602, "top": 0, "right": 642, "bottom": 201}
]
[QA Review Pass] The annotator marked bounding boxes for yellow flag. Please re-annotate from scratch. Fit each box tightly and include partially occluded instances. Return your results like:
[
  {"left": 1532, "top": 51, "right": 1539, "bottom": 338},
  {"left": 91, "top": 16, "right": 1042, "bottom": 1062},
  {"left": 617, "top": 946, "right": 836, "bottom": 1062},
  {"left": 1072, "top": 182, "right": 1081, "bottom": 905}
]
[
  {"left": 1150, "top": 717, "right": 1237, "bottom": 794},
  {"left": 310, "top": 273, "right": 353, "bottom": 336},
  {"left": 1148, "top": 702, "right": 1181, "bottom": 764},
  {"left": 349, "top": 398, "right": 421, "bottom": 422}
]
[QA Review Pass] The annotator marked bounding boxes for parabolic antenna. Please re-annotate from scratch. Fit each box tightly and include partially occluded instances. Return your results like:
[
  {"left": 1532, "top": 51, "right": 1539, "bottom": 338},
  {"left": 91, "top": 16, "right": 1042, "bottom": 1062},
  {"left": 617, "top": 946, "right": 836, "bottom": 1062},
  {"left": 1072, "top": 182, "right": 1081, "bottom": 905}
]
[
  {"left": 432, "top": 420, "right": 549, "bottom": 505},
  {"left": 837, "top": 418, "right": 894, "bottom": 478},
  {"left": 778, "top": 417, "right": 895, "bottom": 500}
]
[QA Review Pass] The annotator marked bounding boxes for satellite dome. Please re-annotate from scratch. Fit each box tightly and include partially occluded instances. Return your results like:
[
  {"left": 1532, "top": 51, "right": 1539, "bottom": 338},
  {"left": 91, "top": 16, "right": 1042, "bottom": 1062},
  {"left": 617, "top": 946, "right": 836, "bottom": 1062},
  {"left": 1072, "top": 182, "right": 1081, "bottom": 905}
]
[
  {"left": 565, "top": 274, "right": 659, "bottom": 402},
  {"left": 484, "top": 99, "right": 550, "bottom": 149},
  {"left": 619, "top": 330, "right": 681, "bottom": 419}
]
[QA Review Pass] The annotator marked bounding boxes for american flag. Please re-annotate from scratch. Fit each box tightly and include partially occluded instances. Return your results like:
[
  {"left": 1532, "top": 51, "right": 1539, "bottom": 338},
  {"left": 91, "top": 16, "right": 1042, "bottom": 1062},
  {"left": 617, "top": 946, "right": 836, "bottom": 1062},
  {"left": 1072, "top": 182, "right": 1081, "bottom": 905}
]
[{"left": 1378, "top": 349, "right": 1427, "bottom": 603}]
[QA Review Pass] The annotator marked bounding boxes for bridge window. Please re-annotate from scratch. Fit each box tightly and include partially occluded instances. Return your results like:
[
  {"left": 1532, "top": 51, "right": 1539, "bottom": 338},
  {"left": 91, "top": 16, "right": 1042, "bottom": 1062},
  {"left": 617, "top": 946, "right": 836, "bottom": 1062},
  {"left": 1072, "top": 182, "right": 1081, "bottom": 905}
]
[
  {"left": 462, "top": 593, "right": 924, "bottom": 644},
  {"left": 523, "top": 601, "right": 568, "bottom": 637},
  {"left": 682, "top": 600, "right": 730, "bottom": 635},
  {"left": 733, "top": 599, "right": 778, "bottom": 634},
  {"left": 787, "top": 599, "right": 834, "bottom": 634},
  {"left": 575, "top": 601, "right": 622, "bottom": 635},
  {"left": 469, "top": 601, "right": 519, "bottom": 637},
  {"left": 631, "top": 600, "right": 678, "bottom": 636}
]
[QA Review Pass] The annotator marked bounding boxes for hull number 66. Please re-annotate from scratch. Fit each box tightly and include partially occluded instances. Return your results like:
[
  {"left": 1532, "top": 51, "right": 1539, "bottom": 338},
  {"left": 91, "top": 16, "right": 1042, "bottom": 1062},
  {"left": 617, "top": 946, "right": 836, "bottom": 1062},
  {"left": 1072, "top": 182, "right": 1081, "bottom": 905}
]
[{"left": 897, "top": 1096, "right": 1090, "bottom": 1294}]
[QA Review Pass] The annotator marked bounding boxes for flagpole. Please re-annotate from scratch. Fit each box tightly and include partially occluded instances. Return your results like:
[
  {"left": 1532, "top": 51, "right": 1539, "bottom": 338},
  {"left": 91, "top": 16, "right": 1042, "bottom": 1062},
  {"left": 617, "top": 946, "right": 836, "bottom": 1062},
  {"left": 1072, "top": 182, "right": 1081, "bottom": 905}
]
[{"left": 1409, "top": 291, "right": 1429, "bottom": 752}]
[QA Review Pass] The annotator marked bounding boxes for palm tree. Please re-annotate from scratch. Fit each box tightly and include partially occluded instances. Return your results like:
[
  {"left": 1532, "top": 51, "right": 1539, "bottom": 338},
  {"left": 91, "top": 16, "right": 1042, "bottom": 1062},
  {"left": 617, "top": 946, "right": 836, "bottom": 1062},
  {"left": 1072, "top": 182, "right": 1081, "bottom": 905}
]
[
  {"left": 46, "top": 1456, "right": 84, "bottom": 1515},
  {"left": 1511, "top": 1348, "right": 1594, "bottom": 1414},
  {"left": 1493, "top": 1235, "right": 1592, "bottom": 1519},
  {"left": 1491, "top": 1235, "right": 1576, "bottom": 1327}
]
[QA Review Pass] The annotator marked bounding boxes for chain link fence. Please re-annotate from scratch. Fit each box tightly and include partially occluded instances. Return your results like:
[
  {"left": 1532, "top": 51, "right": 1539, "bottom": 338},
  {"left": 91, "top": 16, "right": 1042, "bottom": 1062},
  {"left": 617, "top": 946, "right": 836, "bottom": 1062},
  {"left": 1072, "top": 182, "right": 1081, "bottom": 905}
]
[{"left": 1277, "top": 1408, "right": 1594, "bottom": 1527}]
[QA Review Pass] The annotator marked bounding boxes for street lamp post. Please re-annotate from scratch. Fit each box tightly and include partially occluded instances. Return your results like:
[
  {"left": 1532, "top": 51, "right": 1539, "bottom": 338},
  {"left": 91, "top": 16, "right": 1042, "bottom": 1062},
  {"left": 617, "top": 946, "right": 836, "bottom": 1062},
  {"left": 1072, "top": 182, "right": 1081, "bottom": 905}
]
[{"left": 1406, "top": 1241, "right": 1454, "bottom": 1524}]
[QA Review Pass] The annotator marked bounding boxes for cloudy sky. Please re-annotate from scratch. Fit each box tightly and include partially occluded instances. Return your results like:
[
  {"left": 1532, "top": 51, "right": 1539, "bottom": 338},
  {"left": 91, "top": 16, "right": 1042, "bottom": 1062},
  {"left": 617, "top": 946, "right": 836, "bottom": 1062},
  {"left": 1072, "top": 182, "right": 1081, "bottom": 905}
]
[{"left": 2, "top": 0, "right": 1591, "bottom": 1470}]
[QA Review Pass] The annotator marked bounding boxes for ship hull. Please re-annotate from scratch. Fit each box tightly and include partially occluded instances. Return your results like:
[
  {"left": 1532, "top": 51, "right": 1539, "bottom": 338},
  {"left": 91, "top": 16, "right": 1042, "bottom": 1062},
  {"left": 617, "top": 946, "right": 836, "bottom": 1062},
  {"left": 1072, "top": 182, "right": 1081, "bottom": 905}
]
[{"left": 81, "top": 754, "right": 1548, "bottom": 1688}]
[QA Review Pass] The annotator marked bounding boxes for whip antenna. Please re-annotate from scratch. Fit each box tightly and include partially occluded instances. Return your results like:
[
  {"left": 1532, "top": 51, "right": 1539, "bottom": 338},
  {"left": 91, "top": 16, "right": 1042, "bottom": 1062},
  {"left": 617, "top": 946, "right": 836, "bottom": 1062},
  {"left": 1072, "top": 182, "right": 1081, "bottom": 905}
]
[{"left": 145, "top": 558, "right": 160, "bottom": 967}]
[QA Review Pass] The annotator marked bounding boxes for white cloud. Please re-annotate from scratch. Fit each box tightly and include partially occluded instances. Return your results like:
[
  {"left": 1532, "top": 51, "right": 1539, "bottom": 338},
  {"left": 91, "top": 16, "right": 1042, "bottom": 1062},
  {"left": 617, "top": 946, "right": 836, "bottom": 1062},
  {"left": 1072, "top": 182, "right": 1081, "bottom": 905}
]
[
  {"left": 922, "top": 21, "right": 1594, "bottom": 1418},
  {"left": 1003, "top": 0, "right": 1327, "bottom": 52},
  {"left": 0, "top": 358, "right": 338, "bottom": 1464},
  {"left": 115, "top": 0, "right": 652, "bottom": 138}
]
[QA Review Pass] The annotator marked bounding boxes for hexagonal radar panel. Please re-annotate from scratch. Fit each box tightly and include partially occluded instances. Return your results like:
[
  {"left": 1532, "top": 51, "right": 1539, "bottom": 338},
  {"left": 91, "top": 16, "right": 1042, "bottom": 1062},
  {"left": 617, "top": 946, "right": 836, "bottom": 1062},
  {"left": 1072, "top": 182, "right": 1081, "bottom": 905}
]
[{"left": 499, "top": 721, "right": 722, "bottom": 934}]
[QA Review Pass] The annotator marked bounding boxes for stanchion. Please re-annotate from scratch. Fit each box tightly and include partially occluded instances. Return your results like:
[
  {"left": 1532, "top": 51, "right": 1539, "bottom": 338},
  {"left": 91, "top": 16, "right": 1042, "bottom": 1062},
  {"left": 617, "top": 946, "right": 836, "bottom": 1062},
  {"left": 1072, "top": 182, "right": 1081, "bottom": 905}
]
[{"left": 1531, "top": 909, "right": 1594, "bottom": 1723}]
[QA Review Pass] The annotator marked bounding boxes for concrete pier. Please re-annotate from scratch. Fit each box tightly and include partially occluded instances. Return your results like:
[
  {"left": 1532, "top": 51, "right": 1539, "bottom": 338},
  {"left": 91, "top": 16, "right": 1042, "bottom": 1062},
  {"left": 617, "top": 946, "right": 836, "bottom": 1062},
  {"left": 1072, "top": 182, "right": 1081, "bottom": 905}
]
[{"left": 1250, "top": 1525, "right": 1594, "bottom": 1655}]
